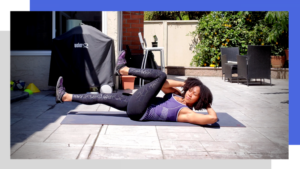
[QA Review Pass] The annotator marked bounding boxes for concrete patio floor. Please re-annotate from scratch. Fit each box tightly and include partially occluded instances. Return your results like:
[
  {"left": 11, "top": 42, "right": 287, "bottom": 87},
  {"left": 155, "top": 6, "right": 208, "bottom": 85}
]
[{"left": 10, "top": 76, "right": 289, "bottom": 159}]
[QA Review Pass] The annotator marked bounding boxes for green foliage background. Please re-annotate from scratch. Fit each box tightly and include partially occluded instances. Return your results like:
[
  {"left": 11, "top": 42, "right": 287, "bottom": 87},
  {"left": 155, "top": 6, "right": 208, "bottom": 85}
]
[
  {"left": 190, "top": 11, "right": 289, "bottom": 67},
  {"left": 144, "top": 11, "right": 208, "bottom": 20}
]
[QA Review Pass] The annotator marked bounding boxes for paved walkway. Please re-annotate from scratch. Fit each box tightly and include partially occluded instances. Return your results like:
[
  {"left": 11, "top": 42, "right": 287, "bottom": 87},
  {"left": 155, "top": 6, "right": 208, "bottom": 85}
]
[{"left": 10, "top": 76, "right": 289, "bottom": 159}]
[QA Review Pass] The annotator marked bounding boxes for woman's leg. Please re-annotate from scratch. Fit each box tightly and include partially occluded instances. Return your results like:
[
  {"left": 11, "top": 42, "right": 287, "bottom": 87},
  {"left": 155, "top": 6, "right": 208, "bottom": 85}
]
[
  {"left": 57, "top": 67, "right": 166, "bottom": 118},
  {"left": 124, "top": 67, "right": 167, "bottom": 120},
  {"left": 115, "top": 51, "right": 166, "bottom": 119},
  {"left": 56, "top": 76, "right": 131, "bottom": 111},
  {"left": 71, "top": 93, "right": 131, "bottom": 111}
]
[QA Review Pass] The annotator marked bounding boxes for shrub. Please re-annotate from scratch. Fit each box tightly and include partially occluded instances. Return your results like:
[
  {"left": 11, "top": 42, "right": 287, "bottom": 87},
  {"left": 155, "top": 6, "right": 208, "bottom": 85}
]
[{"left": 190, "top": 11, "right": 287, "bottom": 67}]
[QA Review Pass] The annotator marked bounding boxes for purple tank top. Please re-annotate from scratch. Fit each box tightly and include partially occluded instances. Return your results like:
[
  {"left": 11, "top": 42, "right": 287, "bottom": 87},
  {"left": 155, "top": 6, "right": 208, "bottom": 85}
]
[{"left": 139, "top": 93, "right": 191, "bottom": 122}]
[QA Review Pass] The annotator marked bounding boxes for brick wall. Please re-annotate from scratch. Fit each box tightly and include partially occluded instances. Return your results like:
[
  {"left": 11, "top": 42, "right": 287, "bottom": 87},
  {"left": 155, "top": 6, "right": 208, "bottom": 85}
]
[{"left": 122, "top": 11, "right": 144, "bottom": 55}]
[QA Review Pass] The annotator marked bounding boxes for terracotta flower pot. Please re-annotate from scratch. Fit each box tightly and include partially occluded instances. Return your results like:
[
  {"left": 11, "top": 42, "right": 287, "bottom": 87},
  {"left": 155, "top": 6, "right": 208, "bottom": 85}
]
[
  {"left": 285, "top": 49, "right": 289, "bottom": 60},
  {"left": 271, "top": 56, "right": 286, "bottom": 68},
  {"left": 121, "top": 75, "right": 136, "bottom": 90}
]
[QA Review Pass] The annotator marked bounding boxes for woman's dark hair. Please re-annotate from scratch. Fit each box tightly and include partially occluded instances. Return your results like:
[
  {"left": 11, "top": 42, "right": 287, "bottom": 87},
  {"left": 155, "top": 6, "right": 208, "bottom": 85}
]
[{"left": 181, "top": 77, "right": 213, "bottom": 110}]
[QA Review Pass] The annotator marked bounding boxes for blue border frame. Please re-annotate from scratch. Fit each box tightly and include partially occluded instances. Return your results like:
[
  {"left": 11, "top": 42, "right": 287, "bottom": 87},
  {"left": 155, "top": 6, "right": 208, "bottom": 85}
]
[
  {"left": 30, "top": 0, "right": 292, "bottom": 11},
  {"left": 30, "top": 0, "right": 299, "bottom": 144}
]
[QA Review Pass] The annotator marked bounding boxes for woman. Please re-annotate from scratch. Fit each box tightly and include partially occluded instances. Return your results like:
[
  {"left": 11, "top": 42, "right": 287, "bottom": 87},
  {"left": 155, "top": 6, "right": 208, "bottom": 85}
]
[{"left": 56, "top": 51, "right": 218, "bottom": 125}]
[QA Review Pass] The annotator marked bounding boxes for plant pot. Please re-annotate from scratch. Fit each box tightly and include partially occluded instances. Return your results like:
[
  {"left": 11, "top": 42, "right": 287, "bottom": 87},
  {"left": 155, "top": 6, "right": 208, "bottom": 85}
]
[
  {"left": 152, "top": 42, "right": 158, "bottom": 47},
  {"left": 285, "top": 49, "right": 289, "bottom": 60},
  {"left": 121, "top": 75, "right": 136, "bottom": 90},
  {"left": 271, "top": 56, "right": 286, "bottom": 68}
]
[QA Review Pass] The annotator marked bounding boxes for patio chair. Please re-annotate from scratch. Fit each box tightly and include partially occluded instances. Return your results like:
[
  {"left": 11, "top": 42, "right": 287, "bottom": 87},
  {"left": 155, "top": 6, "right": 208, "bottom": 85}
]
[
  {"left": 237, "top": 45, "right": 272, "bottom": 86},
  {"left": 138, "top": 32, "right": 165, "bottom": 86},
  {"left": 221, "top": 47, "right": 239, "bottom": 82}
]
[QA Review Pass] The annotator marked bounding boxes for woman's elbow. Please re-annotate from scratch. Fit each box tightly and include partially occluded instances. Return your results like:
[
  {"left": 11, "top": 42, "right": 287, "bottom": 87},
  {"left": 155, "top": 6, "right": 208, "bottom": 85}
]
[
  {"left": 210, "top": 116, "right": 218, "bottom": 124},
  {"left": 207, "top": 116, "right": 218, "bottom": 124}
]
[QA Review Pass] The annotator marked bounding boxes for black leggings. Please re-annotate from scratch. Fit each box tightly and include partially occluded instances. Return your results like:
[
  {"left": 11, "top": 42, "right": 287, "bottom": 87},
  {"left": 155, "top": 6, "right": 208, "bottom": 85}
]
[{"left": 72, "top": 68, "right": 167, "bottom": 120}]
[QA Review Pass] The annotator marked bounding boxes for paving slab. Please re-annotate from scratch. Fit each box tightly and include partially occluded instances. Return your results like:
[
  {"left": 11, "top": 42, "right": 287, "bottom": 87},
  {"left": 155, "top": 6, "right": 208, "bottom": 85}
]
[
  {"left": 11, "top": 118, "right": 61, "bottom": 132},
  {"left": 10, "top": 142, "right": 26, "bottom": 155},
  {"left": 162, "top": 150, "right": 211, "bottom": 159},
  {"left": 11, "top": 117, "right": 22, "bottom": 125},
  {"left": 32, "top": 99, "right": 57, "bottom": 107},
  {"left": 37, "top": 113, "right": 67, "bottom": 119},
  {"left": 236, "top": 142, "right": 288, "bottom": 154},
  {"left": 157, "top": 132, "right": 214, "bottom": 141},
  {"left": 54, "top": 124, "right": 102, "bottom": 135},
  {"left": 10, "top": 99, "right": 37, "bottom": 108},
  {"left": 204, "top": 127, "right": 272, "bottom": 143},
  {"left": 252, "top": 127, "right": 289, "bottom": 146},
  {"left": 77, "top": 145, "right": 93, "bottom": 159},
  {"left": 208, "top": 152, "right": 251, "bottom": 159},
  {"left": 239, "top": 120, "right": 289, "bottom": 128},
  {"left": 156, "top": 126, "right": 207, "bottom": 133},
  {"left": 200, "top": 141, "right": 245, "bottom": 153},
  {"left": 99, "top": 125, "right": 108, "bottom": 135},
  {"left": 95, "top": 135, "right": 161, "bottom": 149},
  {"left": 105, "top": 125, "right": 157, "bottom": 137},
  {"left": 11, "top": 91, "right": 29, "bottom": 102},
  {"left": 160, "top": 140, "right": 205, "bottom": 151},
  {"left": 11, "top": 130, "right": 54, "bottom": 143},
  {"left": 11, "top": 108, "right": 51, "bottom": 118},
  {"left": 45, "top": 133, "right": 90, "bottom": 144},
  {"left": 11, "top": 142, "right": 83, "bottom": 159},
  {"left": 240, "top": 109, "right": 289, "bottom": 122},
  {"left": 248, "top": 153, "right": 288, "bottom": 159}
]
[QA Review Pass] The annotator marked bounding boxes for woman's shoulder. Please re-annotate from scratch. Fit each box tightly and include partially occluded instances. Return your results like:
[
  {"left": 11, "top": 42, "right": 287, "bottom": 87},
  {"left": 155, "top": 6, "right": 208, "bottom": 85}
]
[{"left": 178, "top": 107, "right": 194, "bottom": 115}]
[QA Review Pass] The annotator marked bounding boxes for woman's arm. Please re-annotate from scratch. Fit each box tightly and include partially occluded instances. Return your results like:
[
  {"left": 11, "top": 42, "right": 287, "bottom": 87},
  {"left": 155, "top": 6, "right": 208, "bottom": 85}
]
[
  {"left": 161, "top": 79, "right": 185, "bottom": 95},
  {"left": 163, "top": 79, "right": 185, "bottom": 88},
  {"left": 161, "top": 86, "right": 181, "bottom": 95},
  {"left": 177, "top": 106, "right": 218, "bottom": 125}
]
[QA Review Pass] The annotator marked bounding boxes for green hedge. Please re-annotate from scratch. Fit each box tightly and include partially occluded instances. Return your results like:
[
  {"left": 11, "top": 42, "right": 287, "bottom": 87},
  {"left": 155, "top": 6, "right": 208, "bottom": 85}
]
[{"left": 190, "top": 11, "right": 288, "bottom": 67}]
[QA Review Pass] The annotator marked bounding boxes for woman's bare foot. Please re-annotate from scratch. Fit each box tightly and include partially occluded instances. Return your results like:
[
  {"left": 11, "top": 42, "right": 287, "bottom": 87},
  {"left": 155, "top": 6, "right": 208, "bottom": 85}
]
[{"left": 119, "top": 66, "right": 129, "bottom": 75}]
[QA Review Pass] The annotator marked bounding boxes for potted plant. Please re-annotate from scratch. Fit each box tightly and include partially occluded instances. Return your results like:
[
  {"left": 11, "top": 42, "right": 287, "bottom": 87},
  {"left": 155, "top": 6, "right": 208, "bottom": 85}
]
[
  {"left": 285, "top": 48, "right": 289, "bottom": 60},
  {"left": 152, "top": 35, "right": 158, "bottom": 47},
  {"left": 270, "top": 45, "right": 285, "bottom": 68}
]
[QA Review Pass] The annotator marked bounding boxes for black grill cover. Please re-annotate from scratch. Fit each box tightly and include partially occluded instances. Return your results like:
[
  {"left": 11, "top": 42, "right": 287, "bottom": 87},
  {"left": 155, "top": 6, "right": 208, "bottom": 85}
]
[{"left": 48, "top": 25, "right": 115, "bottom": 94}]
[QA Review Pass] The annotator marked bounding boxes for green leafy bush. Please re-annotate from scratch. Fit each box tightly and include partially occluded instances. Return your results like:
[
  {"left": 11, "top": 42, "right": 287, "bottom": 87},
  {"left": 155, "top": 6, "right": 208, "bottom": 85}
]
[
  {"left": 265, "top": 11, "right": 289, "bottom": 56},
  {"left": 190, "top": 11, "right": 288, "bottom": 67},
  {"left": 144, "top": 11, "right": 208, "bottom": 20}
]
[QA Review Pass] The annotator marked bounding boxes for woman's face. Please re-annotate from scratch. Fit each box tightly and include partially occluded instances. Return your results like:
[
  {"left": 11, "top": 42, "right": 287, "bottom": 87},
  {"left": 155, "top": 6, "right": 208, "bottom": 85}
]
[{"left": 184, "top": 86, "right": 200, "bottom": 105}]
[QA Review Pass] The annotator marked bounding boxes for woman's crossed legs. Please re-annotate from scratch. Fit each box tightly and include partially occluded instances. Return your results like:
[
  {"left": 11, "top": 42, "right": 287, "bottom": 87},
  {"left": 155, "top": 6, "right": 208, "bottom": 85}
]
[{"left": 60, "top": 67, "right": 166, "bottom": 120}]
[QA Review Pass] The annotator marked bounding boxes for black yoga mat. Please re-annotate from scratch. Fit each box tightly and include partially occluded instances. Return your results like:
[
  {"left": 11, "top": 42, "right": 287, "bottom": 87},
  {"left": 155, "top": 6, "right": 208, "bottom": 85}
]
[{"left": 61, "top": 111, "right": 245, "bottom": 127}]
